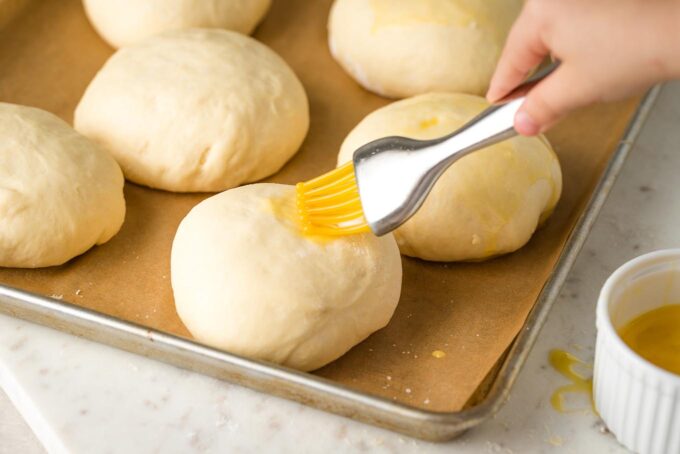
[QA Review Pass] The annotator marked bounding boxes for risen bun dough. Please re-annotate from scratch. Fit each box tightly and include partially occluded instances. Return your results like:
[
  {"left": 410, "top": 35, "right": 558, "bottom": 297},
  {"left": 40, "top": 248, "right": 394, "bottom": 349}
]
[
  {"left": 83, "top": 0, "right": 271, "bottom": 48},
  {"left": 171, "top": 184, "right": 402, "bottom": 371},
  {"left": 0, "top": 103, "right": 125, "bottom": 268},
  {"left": 338, "top": 93, "right": 562, "bottom": 262},
  {"left": 75, "top": 29, "right": 309, "bottom": 193},
  {"left": 328, "top": 0, "right": 522, "bottom": 98}
]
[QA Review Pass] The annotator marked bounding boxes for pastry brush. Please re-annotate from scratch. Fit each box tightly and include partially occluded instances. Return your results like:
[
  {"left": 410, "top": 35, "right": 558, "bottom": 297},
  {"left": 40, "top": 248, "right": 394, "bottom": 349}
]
[{"left": 296, "top": 62, "right": 558, "bottom": 237}]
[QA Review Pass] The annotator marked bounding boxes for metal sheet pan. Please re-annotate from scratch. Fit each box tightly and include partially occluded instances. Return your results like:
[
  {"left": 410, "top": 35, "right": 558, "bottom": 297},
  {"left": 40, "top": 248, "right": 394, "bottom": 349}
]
[
  {"left": 0, "top": 0, "right": 657, "bottom": 440},
  {"left": 0, "top": 88, "right": 659, "bottom": 441}
]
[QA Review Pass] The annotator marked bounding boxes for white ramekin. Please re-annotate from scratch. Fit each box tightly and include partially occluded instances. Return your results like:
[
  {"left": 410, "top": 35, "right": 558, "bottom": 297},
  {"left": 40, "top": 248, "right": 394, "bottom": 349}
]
[{"left": 594, "top": 249, "right": 680, "bottom": 454}]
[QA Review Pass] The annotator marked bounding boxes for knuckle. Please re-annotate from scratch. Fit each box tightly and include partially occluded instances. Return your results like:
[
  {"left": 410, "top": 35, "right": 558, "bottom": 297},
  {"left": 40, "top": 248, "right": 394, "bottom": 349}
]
[
  {"left": 527, "top": 91, "right": 560, "bottom": 123},
  {"left": 509, "top": 58, "right": 529, "bottom": 79}
]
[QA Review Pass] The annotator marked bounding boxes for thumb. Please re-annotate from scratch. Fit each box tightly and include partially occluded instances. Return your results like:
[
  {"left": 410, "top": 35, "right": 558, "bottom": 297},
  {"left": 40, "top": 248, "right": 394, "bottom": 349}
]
[{"left": 514, "top": 66, "right": 593, "bottom": 136}]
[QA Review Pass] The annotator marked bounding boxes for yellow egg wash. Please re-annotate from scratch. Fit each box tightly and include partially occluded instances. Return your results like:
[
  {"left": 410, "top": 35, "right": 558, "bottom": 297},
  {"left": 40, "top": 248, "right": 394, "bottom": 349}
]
[
  {"left": 536, "top": 133, "right": 562, "bottom": 213},
  {"left": 481, "top": 236, "right": 499, "bottom": 259},
  {"left": 267, "top": 191, "right": 353, "bottom": 244},
  {"left": 369, "top": 0, "right": 480, "bottom": 31},
  {"left": 549, "top": 349, "right": 595, "bottom": 413},
  {"left": 266, "top": 192, "right": 324, "bottom": 240},
  {"left": 267, "top": 190, "right": 299, "bottom": 227},
  {"left": 395, "top": 97, "right": 559, "bottom": 259},
  {"left": 618, "top": 305, "right": 680, "bottom": 375},
  {"left": 466, "top": 140, "right": 522, "bottom": 257},
  {"left": 418, "top": 117, "right": 440, "bottom": 130}
]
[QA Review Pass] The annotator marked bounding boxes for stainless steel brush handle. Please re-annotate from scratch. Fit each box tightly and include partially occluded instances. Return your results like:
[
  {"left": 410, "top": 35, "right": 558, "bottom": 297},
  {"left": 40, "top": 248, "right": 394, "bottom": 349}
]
[
  {"left": 421, "top": 61, "right": 559, "bottom": 188},
  {"left": 353, "top": 62, "right": 559, "bottom": 236},
  {"left": 438, "top": 61, "right": 558, "bottom": 155}
]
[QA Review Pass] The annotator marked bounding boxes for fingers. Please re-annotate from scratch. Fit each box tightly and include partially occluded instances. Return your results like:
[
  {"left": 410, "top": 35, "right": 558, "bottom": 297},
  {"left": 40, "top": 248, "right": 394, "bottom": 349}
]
[
  {"left": 486, "top": 3, "right": 549, "bottom": 103},
  {"left": 514, "top": 65, "right": 594, "bottom": 135}
]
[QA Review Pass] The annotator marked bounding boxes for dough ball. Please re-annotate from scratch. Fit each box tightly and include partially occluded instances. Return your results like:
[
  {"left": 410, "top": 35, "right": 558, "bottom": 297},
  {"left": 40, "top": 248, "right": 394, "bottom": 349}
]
[
  {"left": 75, "top": 29, "right": 309, "bottom": 193},
  {"left": 83, "top": 0, "right": 272, "bottom": 48},
  {"left": 0, "top": 103, "right": 125, "bottom": 268},
  {"left": 171, "top": 183, "right": 402, "bottom": 371},
  {"left": 328, "top": 0, "right": 522, "bottom": 98},
  {"left": 338, "top": 93, "right": 562, "bottom": 262}
]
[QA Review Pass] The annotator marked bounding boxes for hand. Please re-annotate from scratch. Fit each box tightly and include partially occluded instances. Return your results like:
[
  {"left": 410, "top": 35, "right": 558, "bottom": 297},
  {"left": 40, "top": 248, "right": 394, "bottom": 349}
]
[{"left": 487, "top": 0, "right": 680, "bottom": 135}]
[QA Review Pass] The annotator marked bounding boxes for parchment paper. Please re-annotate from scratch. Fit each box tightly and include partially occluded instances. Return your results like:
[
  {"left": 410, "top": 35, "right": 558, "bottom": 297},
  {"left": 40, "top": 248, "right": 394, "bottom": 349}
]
[{"left": 0, "top": 0, "right": 639, "bottom": 412}]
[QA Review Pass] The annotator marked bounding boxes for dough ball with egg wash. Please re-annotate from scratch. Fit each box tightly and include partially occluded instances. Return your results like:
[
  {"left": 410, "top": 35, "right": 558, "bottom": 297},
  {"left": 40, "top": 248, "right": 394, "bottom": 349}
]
[
  {"left": 328, "top": 0, "right": 522, "bottom": 98},
  {"left": 171, "top": 183, "right": 403, "bottom": 371},
  {"left": 75, "top": 29, "right": 309, "bottom": 193},
  {"left": 337, "top": 93, "right": 562, "bottom": 262},
  {"left": 0, "top": 103, "right": 125, "bottom": 268},
  {"left": 83, "top": 0, "right": 271, "bottom": 48}
]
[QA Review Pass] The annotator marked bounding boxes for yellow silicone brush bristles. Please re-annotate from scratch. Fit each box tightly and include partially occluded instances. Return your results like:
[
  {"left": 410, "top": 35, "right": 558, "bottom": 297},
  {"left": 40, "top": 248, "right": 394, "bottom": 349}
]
[{"left": 296, "top": 162, "right": 371, "bottom": 236}]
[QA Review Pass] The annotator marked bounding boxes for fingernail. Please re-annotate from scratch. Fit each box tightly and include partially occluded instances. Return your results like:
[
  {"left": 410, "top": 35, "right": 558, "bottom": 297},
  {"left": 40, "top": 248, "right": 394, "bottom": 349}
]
[
  {"left": 486, "top": 85, "right": 501, "bottom": 103},
  {"left": 514, "top": 111, "right": 540, "bottom": 136}
]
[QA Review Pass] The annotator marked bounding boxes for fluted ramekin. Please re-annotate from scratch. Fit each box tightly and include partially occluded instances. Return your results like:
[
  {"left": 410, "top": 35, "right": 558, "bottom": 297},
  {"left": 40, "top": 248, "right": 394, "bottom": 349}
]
[{"left": 594, "top": 249, "right": 680, "bottom": 454}]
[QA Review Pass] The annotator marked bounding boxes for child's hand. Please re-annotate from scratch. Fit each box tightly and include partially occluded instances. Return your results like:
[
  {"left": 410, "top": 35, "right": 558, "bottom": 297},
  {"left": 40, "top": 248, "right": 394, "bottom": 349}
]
[{"left": 487, "top": 0, "right": 680, "bottom": 135}]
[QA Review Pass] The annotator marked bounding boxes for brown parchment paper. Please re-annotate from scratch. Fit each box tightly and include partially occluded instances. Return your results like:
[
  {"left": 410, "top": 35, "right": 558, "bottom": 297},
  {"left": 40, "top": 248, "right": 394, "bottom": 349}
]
[{"left": 0, "top": 0, "right": 640, "bottom": 412}]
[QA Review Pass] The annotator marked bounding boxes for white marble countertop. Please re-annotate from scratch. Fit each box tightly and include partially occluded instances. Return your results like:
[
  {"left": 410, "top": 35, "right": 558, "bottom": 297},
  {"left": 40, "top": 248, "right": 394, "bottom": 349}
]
[{"left": 1, "top": 82, "right": 679, "bottom": 454}]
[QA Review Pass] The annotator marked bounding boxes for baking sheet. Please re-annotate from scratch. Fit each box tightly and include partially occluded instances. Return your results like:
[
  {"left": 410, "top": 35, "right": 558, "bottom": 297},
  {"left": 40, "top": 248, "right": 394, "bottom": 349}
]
[{"left": 0, "top": 0, "right": 640, "bottom": 414}]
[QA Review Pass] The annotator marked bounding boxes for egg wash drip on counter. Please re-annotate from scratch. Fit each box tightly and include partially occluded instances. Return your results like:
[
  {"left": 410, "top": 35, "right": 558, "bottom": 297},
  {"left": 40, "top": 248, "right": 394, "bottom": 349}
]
[
  {"left": 618, "top": 305, "right": 680, "bottom": 375},
  {"left": 548, "top": 349, "right": 595, "bottom": 413}
]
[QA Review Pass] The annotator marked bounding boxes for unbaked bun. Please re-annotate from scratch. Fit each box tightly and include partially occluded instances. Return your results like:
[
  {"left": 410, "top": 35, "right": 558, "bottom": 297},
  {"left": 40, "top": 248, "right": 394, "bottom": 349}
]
[
  {"left": 338, "top": 93, "right": 562, "bottom": 262},
  {"left": 83, "top": 0, "right": 271, "bottom": 48},
  {"left": 171, "top": 183, "right": 402, "bottom": 371},
  {"left": 328, "top": 0, "right": 522, "bottom": 98},
  {"left": 0, "top": 103, "right": 125, "bottom": 268},
  {"left": 75, "top": 29, "right": 309, "bottom": 193}
]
